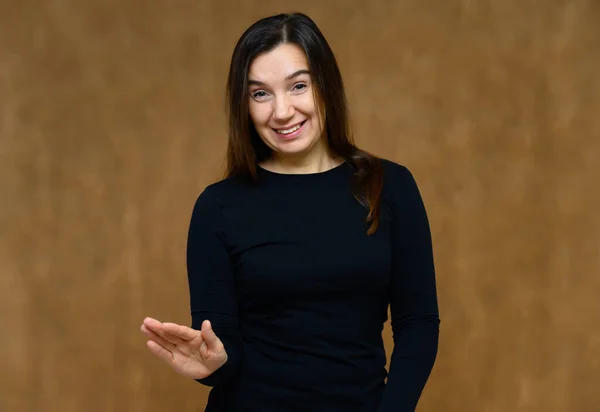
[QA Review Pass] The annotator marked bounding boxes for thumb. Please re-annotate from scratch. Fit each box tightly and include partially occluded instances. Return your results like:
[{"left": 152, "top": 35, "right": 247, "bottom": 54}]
[{"left": 201, "top": 320, "right": 220, "bottom": 347}]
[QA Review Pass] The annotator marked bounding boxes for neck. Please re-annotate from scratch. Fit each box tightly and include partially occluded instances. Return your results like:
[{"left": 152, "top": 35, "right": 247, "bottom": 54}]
[{"left": 260, "top": 149, "right": 344, "bottom": 175}]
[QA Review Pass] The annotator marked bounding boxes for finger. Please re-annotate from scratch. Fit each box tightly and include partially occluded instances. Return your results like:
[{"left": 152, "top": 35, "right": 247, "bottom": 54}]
[
  {"left": 201, "top": 320, "right": 220, "bottom": 347},
  {"left": 143, "top": 319, "right": 186, "bottom": 346},
  {"left": 141, "top": 324, "right": 175, "bottom": 350},
  {"left": 199, "top": 340, "right": 210, "bottom": 359},
  {"left": 143, "top": 317, "right": 163, "bottom": 330},
  {"left": 160, "top": 330, "right": 188, "bottom": 346},
  {"left": 163, "top": 322, "right": 201, "bottom": 342},
  {"left": 147, "top": 340, "right": 174, "bottom": 363}
]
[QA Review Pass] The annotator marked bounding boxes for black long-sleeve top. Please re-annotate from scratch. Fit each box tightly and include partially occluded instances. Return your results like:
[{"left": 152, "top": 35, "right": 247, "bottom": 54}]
[{"left": 185, "top": 158, "right": 440, "bottom": 412}]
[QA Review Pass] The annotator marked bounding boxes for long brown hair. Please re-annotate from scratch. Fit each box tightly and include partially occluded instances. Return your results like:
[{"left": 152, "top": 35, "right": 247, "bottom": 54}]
[{"left": 223, "top": 12, "right": 383, "bottom": 235}]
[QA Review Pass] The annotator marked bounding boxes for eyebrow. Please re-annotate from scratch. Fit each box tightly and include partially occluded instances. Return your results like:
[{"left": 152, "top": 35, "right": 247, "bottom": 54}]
[{"left": 248, "top": 69, "right": 311, "bottom": 87}]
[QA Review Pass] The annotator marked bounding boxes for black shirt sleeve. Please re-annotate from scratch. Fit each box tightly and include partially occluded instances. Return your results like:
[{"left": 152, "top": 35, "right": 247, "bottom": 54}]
[
  {"left": 186, "top": 187, "right": 242, "bottom": 387},
  {"left": 377, "top": 164, "right": 440, "bottom": 411}
]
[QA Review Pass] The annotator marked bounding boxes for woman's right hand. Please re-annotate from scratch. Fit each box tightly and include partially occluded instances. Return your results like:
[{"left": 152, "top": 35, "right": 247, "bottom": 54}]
[{"left": 141, "top": 317, "right": 228, "bottom": 380}]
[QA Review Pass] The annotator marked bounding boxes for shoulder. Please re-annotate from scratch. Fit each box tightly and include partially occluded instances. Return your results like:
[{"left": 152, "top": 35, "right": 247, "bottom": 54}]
[
  {"left": 198, "top": 172, "right": 254, "bottom": 200},
  {"left": 186, "top": 178, "right": 244, "bottom": 234},
  {"left": 380, "top": 158, "right": 409, "bottom": 176},
  {"left": 191, "top": 174, "right": 257, "bottom": 218},
  {"left": 200, "top": 176, "right": 240, "bottom": 198},
  {"left": 375, "top": 158, "right": 430, "bottom": 220},
  {"left": 378, "top": 158, "right": 419, "bottom": 194}
]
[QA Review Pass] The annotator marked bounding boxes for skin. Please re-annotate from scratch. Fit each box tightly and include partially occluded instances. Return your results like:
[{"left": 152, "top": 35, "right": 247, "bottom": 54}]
[
  {"left": 140, "top": 317, "right": 227, "bottom": 379},
  {"left": 249, "top": 43, "right": 343, "bottom": 174},
  {"left": 141, "top": 43, "right": 342, "bottom": 379}
]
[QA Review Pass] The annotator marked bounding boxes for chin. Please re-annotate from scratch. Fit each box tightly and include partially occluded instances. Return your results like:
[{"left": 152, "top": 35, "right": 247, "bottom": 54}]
[{"left": 271, "top": 138, "right": 319, "bottom": 156}]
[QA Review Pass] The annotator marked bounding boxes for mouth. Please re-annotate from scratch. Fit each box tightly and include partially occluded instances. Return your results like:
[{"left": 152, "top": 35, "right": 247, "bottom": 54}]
[{"left": 272, "top": 120, "right": 307, "bottom": 139}]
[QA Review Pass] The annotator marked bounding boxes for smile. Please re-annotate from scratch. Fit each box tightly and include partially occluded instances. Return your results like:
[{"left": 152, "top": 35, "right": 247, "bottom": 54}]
[
  {"left": 272, "top": 120, "right": 307, "bottom": 140},
  {"left": 273, "top": 120, "right": 306, "bottom": 134}
]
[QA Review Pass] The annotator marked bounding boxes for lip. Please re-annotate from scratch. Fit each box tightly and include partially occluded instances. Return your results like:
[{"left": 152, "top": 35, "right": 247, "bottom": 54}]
[{"left": 272, "top": 120, "right": 306, "bottom": 140}]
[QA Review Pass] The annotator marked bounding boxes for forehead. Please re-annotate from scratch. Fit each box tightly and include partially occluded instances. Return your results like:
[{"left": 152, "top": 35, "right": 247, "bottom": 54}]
[{"left": 248, "top": 43, "right": 309, "bottom": 81}]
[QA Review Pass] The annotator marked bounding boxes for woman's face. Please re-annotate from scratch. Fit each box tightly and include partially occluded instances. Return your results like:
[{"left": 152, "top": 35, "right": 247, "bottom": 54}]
[{"left": 247, "top": 43, "right": 325, "bottom": 161}]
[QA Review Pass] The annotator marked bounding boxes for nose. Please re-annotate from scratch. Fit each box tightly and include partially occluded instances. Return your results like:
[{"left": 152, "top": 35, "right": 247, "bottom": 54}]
[{"left": 272, "top": 94, "right": 294, "bottom": 122}]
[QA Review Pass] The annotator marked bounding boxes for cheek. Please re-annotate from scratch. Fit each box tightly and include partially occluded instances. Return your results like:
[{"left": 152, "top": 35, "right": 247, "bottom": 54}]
[
  {"left": 295, "top": 94, "right": 317, "bottom": 115},
  {"left": 249, "top": 103, "right": 271, "bottom": 126}
]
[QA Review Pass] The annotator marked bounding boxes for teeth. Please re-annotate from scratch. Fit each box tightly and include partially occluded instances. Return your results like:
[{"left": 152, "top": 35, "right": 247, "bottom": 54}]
[{"left": 277, "top": 123, "right": 301, "bottom": 134}]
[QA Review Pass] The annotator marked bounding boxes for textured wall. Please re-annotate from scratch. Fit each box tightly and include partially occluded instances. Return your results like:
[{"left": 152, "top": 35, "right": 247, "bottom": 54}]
[{"left": 2, "top": 1, "right": 599, "bottom": 411}]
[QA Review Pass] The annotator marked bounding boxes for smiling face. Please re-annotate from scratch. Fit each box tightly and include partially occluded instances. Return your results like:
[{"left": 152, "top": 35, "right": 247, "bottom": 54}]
[{"left": 247, "top": 43, "right": 327, "bottom": 163}]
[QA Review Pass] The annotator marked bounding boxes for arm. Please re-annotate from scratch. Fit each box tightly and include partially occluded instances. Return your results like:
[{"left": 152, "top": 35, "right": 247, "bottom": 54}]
[
  {"left": 186, "top": 188, "right": 242, "bottom": 387},
  {"left": 378, "top": 165, "right": 440, "bottom": 412}
]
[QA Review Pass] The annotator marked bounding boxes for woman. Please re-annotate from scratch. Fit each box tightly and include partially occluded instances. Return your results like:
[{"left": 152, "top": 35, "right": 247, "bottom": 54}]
[{"left": 141, "top": 12, "right": 439, "bottom": 412}]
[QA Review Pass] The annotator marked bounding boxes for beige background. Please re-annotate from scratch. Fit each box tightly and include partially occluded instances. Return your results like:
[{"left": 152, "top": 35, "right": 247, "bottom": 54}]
[{"left": 2, "top": 1, "right": 599, "bottom": 411}]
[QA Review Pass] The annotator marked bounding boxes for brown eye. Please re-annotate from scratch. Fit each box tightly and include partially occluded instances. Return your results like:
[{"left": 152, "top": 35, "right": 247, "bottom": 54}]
[
  {"left": 292, "top": 83, "right": 307, "bottom": 91},
  {"left": 252, "top": 90, "right": 268, "bottom": 99}
]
